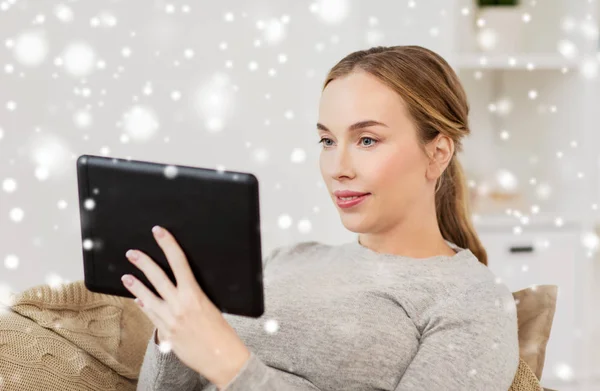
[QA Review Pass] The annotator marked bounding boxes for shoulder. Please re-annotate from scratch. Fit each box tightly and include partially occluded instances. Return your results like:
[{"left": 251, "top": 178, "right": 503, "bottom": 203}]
[
  {"left": 426, "top": 279, "right": 519, "bottom": 361},
  {"left": 438, "top": 278, "right": 518, "bottom": 335},
  {"left": 464, "top": 254, "right": 518, "bottom": 315},
  {"left": 287, "top": 240, "right": 328, "bottom": 255},
  {"left": 430, "top": 250, "right": 517, "bottom": 324},
  {"left": 450, "top": 249, "right": 513, "bottom": 295},
  {"left": 262, "top": 240, "right": 327, "bottom": 267}
]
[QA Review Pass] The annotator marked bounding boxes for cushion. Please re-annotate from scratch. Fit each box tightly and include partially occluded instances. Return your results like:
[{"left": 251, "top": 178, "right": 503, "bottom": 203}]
[
  {"left": 509, "top": 357, "right": 543, "bottom": 391},
  {"left": 512, "top": 285, "right": 558, "bottom": 380},
  {"left": 0, "top": 280, "right": 154, "bottom": 390}
]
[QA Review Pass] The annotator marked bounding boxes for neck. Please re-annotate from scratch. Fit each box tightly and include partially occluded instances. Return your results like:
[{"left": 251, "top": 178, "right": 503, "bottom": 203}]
[{"left": 357, "top": 198, "right": 455, "bottom": 259}]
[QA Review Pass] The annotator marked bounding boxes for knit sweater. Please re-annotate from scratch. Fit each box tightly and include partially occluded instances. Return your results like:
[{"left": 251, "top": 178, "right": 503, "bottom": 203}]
[{"left": 136, "top": 237, "right": 520, "bottom": 391}]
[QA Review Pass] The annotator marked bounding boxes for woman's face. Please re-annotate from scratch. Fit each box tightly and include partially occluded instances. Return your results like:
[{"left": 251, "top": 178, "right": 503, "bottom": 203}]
[{"left": 317, "top": 70, "right": 435, "bottom": 234}]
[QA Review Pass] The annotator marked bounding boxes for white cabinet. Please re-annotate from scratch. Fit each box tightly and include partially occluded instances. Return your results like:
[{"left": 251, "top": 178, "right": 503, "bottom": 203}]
[
  {"left": 477, "top": 224, "right": 592, "bottom": 390},
  {"left": 440, "top": 2, "right": 599, "bottom": 388},
  {"left": 446, "top": 0, "right": 600, "bottom": 220}
]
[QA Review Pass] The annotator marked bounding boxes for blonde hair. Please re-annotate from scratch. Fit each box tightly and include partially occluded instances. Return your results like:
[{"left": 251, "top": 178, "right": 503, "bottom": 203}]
[{"left": 322, "top": 45, "right": 487, "bottom": 266}]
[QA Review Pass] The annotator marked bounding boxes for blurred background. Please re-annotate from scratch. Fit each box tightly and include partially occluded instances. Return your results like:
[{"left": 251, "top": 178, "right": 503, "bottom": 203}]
[{"left": 0, "top": 0, "right": 598, "bottom": 389}]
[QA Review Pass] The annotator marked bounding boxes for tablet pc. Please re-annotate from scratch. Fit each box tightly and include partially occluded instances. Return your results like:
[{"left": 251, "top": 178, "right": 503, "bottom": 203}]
[{"left": 76, "top": 154, "right": 265, "bottom": 318}]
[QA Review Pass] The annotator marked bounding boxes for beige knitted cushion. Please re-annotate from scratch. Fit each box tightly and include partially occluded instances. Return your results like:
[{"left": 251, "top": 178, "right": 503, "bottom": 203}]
[
  {"left": 509, "top": 358, "right": 543, "bottom": 391},
  {"left": 0, "top": 280, "right": 154, "bottom": 391}
]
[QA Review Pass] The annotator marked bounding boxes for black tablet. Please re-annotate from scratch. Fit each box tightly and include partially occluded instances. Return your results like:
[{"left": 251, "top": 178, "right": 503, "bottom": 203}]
[{"left": 76, "top": 154, "right": 265, "bottom": 318}]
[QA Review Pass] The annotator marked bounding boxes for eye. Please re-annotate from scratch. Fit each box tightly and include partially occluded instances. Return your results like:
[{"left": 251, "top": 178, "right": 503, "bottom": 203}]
[
  {"left": 317, "top": 137, "right": 333, "bottom": 147},
  {"left": 317, "top": 137, "right": 378, "bottom": 148},
  {"left": 361, "top": 137, "right": 376, "bottom": 147}
]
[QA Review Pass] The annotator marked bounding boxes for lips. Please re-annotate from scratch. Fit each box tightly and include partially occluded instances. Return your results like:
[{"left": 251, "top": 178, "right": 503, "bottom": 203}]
[
  {"left": 337, "top": 194, "right": 367, "bottom": 200},
  {"left": 335, "top": 193, "right": 370, "bottom": 208},
  {"left": 334, "top": 191, "right": 371, "bottom": 197}
]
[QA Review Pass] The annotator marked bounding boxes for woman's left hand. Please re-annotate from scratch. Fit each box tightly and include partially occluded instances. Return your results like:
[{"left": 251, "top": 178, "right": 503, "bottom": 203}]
[{"left": 121, "top": 225, "right": 251, "bottom": 388}]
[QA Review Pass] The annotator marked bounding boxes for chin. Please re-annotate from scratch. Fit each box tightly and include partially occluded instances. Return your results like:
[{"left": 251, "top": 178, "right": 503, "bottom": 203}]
[{"left": 338, "top": 214, "right": 370, "bottom": 233}]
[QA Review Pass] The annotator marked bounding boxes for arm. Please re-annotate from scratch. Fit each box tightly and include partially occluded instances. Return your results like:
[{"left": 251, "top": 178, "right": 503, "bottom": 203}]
[
  {"left": 136, "top": 245, "right": 289, "bottom": 391},
  {"left": 217, "top": 352, "right": 319, "bottom": 391},
  {"left": 394, "top": 282, "right": 520, "bottom": 391},
  {"left": 215, "top": 244, "right": 318, "bottom": 390},
  {"left": 136, "top": 327, "right": 208, "bottom": 391}
]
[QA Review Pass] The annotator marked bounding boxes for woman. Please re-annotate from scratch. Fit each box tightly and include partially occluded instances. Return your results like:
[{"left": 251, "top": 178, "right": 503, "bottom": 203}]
[{"left": 132, "top": 45, "right": 520, "bottom": 390}]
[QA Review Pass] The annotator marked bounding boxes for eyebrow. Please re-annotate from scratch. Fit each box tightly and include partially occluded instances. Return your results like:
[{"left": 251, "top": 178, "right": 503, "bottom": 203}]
[{"left": 316, "top": 120, "right": 388, "bottom": 133}]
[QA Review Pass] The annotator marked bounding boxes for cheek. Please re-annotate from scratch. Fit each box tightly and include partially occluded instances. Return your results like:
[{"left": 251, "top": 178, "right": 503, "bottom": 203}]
[
  {"left": 379, "top": 148, "right": 416, "bottom": 176},
  {"left": 373, "top": 149, "right": 425, "bottom": 192},
  {"left": 318, "top": 154, "right": 327, "bottom": 176}
]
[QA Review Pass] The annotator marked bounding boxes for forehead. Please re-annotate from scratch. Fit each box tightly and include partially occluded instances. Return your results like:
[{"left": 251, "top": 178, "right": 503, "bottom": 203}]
[{"left": 318, "top": 71, "right": 408, "bottom": 123}]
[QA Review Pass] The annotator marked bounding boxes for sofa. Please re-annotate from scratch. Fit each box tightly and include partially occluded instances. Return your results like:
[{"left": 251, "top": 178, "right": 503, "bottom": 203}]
[{"left": 0, "top": 281, "right": 558, "bottom": 391}]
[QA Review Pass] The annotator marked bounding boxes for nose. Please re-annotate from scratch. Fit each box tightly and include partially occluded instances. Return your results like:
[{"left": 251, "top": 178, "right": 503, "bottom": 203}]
[{"left": 324, "top": 146, "right": 355, "bottom": 180}]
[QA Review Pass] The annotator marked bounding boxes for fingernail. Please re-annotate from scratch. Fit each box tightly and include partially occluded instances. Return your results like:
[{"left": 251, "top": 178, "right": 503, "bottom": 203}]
[
  {"left": 134, "top": 298, "right": 144, "bottom": 308},
  {"left": 122, "top": 275, "right": 134, "bottom": 286},
  {"left": 152, "top": 225, "right": 165, "bottom": 238},
  {"left": 126, "top": 249, "right": 139, "bottom": 261}
]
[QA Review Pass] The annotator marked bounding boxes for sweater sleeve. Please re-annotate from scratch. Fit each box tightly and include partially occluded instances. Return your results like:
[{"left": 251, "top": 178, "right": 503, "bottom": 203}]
[
  {"left": 218, "top": 351, "right": 317, "bottom": 391},
  {"left": 136, "top": 327, "right": 208, "bottom": 391},
  {"left": 394, "top": 281, "right": 520, "bottom": 391}
]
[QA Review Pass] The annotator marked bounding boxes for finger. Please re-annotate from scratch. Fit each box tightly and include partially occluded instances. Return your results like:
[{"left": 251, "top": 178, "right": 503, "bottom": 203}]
[
  {"left": 135, "top": 298, "right": 170, "bottom": 340},
  {"left": 121, "top": 274, "right": 174, "bottom": 325},
  {"left": 151, "top": 225, "right": 197, "bottom": 288},
  {"left": 126, "top": 249, "right": 179, "bottom": 304}
]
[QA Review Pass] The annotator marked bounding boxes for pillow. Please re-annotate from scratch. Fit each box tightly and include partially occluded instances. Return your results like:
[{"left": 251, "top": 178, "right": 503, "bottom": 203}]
[
  {"left": 508, "top": 357, "right": 543, "bottom": 391},
  {"left": 0, "top": 280, "right": 154, "bottom": 390},
  {"left": 512, "top": 285, "right": 558, "bottom": 380}
]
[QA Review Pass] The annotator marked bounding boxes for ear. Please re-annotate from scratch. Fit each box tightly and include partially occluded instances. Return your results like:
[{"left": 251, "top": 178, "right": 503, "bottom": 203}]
[{"left": 425, "top": 134, "right": 454, "bottom": 181}]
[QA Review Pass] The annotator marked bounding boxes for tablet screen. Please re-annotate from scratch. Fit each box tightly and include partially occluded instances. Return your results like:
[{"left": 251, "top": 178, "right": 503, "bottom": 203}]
[{"left": 76, "top": 154, "right": 265, "bottom": 318}]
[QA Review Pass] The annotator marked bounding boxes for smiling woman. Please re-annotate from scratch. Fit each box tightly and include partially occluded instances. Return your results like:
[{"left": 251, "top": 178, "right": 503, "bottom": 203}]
[
  {"left": 136, "top": 45, "right": 522, "bottom": 391},
  {"left": 316, "top": 46, "right": 486, "bottom": 262}
]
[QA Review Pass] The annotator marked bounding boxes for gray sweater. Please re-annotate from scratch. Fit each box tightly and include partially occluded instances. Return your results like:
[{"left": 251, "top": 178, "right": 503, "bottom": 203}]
[{"left": 136, "top": 238, "right": 520, "bottom": 391}]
